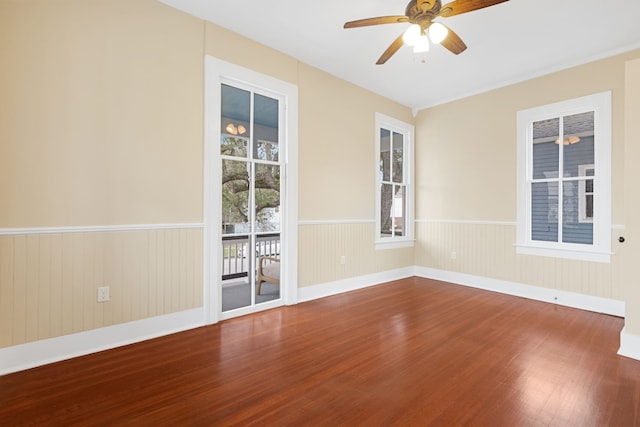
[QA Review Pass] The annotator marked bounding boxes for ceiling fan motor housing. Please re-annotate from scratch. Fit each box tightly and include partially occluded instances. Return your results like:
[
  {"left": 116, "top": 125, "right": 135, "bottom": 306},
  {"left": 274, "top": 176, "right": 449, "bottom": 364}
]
[{"left": 406, "top": 0, "right": 441, "bottom": 26}]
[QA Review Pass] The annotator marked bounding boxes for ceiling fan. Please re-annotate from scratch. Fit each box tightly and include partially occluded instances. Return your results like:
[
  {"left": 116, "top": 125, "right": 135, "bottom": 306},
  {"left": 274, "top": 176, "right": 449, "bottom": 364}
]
[{"left": 344, "top": 0, "right": 509, "bottom": 64}]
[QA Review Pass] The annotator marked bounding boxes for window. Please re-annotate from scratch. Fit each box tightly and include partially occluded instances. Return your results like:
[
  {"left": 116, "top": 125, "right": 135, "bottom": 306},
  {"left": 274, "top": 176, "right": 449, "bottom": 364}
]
[
  {"left": 578, "top": 164, "right": 594, "bottom": 223},
  {"left": 516, "top": 92, "right": 611, "bottom": 262},
  {"left": 375, "top": 113, "right": 414, "bottom": 249}
]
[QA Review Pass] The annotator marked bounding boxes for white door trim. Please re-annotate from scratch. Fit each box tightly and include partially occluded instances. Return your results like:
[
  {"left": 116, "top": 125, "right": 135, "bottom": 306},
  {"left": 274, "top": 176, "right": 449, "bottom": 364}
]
[{"left": 204, "top": 56, "right": 298, "bottom": 324}]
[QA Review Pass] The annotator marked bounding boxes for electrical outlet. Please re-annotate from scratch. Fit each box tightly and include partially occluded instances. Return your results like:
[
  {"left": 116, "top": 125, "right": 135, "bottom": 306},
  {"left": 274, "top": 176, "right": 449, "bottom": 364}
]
[
  {"left": 97, "top": 286, "right": 110, "bottom": 303},
  {"left": 451, "top": 251, "right": 457, "bottom": 260},
  {"left": 340, "top": 255, "right": 346, "bottom": 265}
]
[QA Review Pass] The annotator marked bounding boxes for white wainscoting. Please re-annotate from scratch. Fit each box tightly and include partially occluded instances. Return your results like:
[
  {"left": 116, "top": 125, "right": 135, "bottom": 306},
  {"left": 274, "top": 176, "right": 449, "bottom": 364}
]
[
  {"left": 0, "top": 225, "right": 204, "bottom": 350},
  {"left": 2, "top": 260, "right": 635, "bottom": 374}
]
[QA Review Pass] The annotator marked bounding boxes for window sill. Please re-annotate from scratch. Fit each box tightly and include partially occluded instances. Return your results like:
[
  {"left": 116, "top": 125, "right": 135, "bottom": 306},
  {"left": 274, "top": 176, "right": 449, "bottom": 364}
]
[
  {"left": 514, "top": 244, "right": 611, "bottom": 263},
  {"left": 375, "top": 239, "right": 415, "bottom": 250}
]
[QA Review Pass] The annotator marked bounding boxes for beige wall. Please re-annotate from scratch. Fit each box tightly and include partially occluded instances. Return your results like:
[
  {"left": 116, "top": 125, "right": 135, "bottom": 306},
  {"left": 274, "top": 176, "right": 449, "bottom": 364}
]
[
  {"left": 623, "top": 58, "right": 640, "bottom": 335},
  {"left": 205, "top": 21, "right": 413, "bottom": 221},
  {"left": 297, "top": 63, "right": 413, "bottom": 221},
  {"left": 3, "top": 0, "right": 637, "bottom": 353},
  {"left": 295, "top": 64, "right": 414, "bottom": 286},
  {"left": 0, "top": 0, "right": 414, "bottom": 348},
  {"left": 415, "top": 222, "right": 623, "bottom": 300},
  {"left": 299, "top": 222, "right": 413, "bottom": 287},
  {"left": 0, "top": 0, "right": 207, "bottom": 349},
  {"left": 415, "top": 50, "right": 635, "bottom": 222},
  {"left": 204, "top": 21, "right": 415, "bottom": 286},
  {"left": 414, "top": 49, "right": 640, "bottom": 305},
  {"left": 0, "top": 0, "right": 204, "bottom": 227},
  {"left": 0, "top": 228, "right": 203, "bottom": 348},
  {"left": 204, "top": 22, "right": 298, "bottom": 86}
]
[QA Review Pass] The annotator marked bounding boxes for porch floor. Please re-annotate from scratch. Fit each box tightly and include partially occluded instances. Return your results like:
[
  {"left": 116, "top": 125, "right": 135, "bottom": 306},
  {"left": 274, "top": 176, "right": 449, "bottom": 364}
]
[{"left": 222, "top": 280, "right": 280, "bottom": 311}]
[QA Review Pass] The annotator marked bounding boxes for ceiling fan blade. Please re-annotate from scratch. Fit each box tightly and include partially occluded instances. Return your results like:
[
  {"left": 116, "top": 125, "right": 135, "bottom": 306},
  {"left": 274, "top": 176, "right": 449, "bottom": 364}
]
[
  {"left": 439, "top": 0, "right": 508, "bottom": 18},
  {"left": 344, "top": 16, "right": 409, "bottom": 29},
  {"left": 439, "top": 25, "right": 467, "bottom": 55},
  {"left": 377, "top": 34, "right": 405, "bottom": 65}
]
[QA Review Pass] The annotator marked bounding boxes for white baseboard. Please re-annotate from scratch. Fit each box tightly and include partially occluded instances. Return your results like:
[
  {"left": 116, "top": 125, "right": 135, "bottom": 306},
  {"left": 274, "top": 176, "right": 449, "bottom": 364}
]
[
  {"left": 415, "top": 266, "right": 625, "bottom": 317},
  {"left": 297, "top": 267, "right": 415, "bottom": 303},
  {"left": 619, "top": 327, "right": 640, "bottom": 361},
  {"left": 0, "top": 308, "right": 205, "bottom": 376},
  {"left": 2, "top": 266, "right": 414, "bottom": 375},
  {"left": 1, "top": 266, "right": 631, "bottom": 375}
]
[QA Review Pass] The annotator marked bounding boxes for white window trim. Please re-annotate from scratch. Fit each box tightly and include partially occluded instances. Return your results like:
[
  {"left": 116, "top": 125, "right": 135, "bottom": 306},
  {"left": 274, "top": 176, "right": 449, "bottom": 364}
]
[
  {"left": 375, "top": 113, "right": 415, "bottom": 250},
  {"left": 516, "top": 91, "right": 611, "bottom": 263}
]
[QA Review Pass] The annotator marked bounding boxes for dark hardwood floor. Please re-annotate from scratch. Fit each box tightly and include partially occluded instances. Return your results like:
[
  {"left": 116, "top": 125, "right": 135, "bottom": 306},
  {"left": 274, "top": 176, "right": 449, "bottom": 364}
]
[{"left": 2, "top": 277, "right": 640, "bottom": 426}]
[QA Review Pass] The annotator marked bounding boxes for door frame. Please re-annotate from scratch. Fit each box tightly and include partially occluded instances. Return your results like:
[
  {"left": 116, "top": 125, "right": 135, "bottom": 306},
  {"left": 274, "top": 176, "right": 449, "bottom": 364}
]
[{"left": 204, "top": 55, "right": 298, "bottom": 324}]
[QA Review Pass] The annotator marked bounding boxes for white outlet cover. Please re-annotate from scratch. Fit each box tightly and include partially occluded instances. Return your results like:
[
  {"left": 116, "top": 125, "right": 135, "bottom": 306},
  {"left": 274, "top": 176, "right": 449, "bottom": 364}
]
[{"left": 97, "top": 286, "right": 110, "bottom": 302}]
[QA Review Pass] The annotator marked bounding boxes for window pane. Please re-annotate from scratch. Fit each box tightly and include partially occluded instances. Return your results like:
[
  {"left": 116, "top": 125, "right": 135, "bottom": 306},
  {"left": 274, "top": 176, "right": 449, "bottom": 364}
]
[
  {"left": 221, "top": 135, "right": 248, "bottom": 158},
  {"left": 563, "top": 112, "right": 594, "bottom": 177},
  {"left": 531, "top": 181, "right": 558, "bottom": 242},
  {"left": 393, "top": 185, "right": 406, "bottom": 237},
  {"left": 222, "top": 159, "right": 250, "bottom": 234},
  {"left": 253, "top": 93, "right": 279, "bottom": 161},
  {"left": 563, "top": 181, "right": 593, "bottom": 244},
  {"left": 255, "top": 164, "right": 280, "bottom": 233},
  {"left": 392, "top": 132, "right": 403, "bottom": 184},
  {"left": 585, "top": 178, "right": 593, "bottom": 193},
  {"left": 256, "top": 242, "right": 280, "bottom": 304},
  {"left": 256, "top": 234, "right": 280, "bottom": 258},
  {"left": 221, "top": 84, "right": 250, "bottom": 157},
  {"left": 564, "top": 140, "right": 595, "bottom": 177},
  {"left": 532, "top": 118, "right": 559, "bottom": 179},
  {"left": 380, "top": 183, "right": 393, "bottom": 237},
  {"left": 380, "top": 128, "right": 390, "bottom": 182},
  {"left": 222, "top": 235, "right": 252, "bottom": 312},
  {"left": 586, "top": 194, "right": 594, "bottom": 218}
]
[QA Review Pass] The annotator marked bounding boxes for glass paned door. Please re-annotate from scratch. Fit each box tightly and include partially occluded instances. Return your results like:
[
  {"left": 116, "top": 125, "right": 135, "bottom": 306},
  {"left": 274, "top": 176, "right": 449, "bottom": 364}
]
[{"left": 220, "top": 83, "right": 282, "bottom": 313}]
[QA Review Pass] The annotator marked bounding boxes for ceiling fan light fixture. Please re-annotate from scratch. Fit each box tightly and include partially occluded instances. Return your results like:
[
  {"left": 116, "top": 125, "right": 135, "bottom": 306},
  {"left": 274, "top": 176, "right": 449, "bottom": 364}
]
[
  {"left": 343, "top": 0, "right": 506, "bottom": 64},
  {"left": 225, "top": 123, "right": 247, "bottom": 135},
  {"left": 413, "top": 35, "right": 430, "bottom": 53},
  {"left": 555, "top": 136, "right": 581, "bottom": 145},
  {"left": 429, "top": 22, "right": 448, "bottom": 44},
  {"left": 226, "top": 123, "right": 238, "bottom": 135},
  {"left": 402, "top": 24, "right": 421, "bottom": 46}
]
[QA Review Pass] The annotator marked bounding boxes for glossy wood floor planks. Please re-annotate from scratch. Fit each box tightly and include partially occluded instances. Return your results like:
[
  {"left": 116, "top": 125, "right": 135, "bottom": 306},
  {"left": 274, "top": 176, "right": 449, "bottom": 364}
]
[{"left": 1, "top": 277, "right": 639, "bottom": 426}]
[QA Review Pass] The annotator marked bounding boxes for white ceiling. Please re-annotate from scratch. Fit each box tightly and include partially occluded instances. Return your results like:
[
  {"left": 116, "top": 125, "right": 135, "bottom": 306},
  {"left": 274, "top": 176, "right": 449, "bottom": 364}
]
[{"left": 158, "top": 0, "right": 640, "bottom": 111}]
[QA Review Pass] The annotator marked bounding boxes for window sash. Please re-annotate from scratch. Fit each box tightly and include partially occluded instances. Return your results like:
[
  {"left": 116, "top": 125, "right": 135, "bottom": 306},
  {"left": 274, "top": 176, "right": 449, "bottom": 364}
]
[
  {"left": 516, "top": 92, "right": 611, "bottom": 262},
  {"left": 375, "top": 113, "right": 414, "bottom": 248}
]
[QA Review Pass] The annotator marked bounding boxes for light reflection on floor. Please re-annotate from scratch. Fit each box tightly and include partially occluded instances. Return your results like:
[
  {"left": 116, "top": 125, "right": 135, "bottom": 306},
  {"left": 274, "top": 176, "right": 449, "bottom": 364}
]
[{"left": 516, "top": 336, "right": 596, "bottom": 425}]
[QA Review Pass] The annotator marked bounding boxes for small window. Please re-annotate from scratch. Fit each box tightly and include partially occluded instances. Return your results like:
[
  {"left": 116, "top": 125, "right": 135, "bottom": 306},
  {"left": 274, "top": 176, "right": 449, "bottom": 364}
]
[
  {"left": 375, "top": 113, "right": 414, "bottom": 249},
  {"left": 578, "top": 164, "right": 594, "bottom": 223},
  {"left": 516, "top": 92, "right": 611, "bottom": 262}
]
